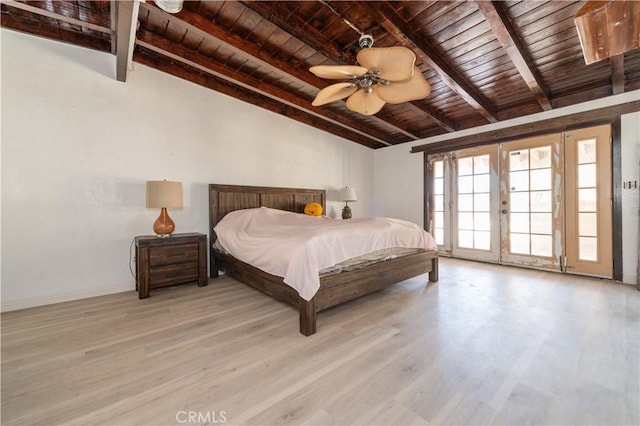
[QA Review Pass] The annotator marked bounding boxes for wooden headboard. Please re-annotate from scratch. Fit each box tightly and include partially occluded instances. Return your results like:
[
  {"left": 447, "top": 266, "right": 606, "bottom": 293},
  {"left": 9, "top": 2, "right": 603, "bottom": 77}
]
[{"left": 208, "top": 183, "right": 326, "bottom": 241}]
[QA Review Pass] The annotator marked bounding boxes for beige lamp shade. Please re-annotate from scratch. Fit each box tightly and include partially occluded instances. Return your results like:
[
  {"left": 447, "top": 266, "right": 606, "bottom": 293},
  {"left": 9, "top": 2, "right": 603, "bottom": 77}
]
[
  {"left": 339, "top": 187, "right": 357, "bottom": 202},
  {"left": 146, "top": 181, "right": 183, "bottom": 209}
]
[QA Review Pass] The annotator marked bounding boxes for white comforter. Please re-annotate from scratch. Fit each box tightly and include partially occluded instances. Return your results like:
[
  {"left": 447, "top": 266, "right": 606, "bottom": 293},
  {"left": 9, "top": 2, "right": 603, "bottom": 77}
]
[{"left": 214, "top": 207, "right": 437, "bottom": 301}]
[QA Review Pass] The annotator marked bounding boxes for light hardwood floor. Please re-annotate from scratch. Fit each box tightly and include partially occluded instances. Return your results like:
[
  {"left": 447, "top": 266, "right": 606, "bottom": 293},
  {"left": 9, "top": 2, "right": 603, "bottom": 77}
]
[{"left": 2, "top": 258, "right": 639, "bottom": 425}]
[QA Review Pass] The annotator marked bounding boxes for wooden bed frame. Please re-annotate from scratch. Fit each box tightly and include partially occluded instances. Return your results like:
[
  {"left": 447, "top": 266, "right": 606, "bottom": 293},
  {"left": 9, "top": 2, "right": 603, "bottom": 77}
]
[{"left": 209, "top": 184, "right": 438, "bottom": 335}]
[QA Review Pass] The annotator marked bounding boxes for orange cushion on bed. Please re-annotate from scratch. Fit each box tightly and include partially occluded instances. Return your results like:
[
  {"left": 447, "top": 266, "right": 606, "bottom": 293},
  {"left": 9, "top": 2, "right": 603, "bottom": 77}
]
[{"left": 304, "top": 202, "right": 323, "bottom": 216}]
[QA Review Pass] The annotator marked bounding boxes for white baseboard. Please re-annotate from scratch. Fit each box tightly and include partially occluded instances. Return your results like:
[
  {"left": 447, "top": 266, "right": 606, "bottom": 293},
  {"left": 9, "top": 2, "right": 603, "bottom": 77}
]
[
  {"left": 622, "top": 274, "right": 638, "bottom": 286},
  {"left": 1, "top": 283, "right": 132, "bottom": 312}
]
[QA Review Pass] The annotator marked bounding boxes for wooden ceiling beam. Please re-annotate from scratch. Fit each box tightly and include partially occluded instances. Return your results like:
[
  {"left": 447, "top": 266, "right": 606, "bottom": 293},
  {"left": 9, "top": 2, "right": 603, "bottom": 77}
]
[
  {"left": 134, "top": 48, "right": 384, "bottom": 149},
  {"left": 363, "top": 2, "right": 499, "bottom": 124},
  {"left": 409, "top": 101, "right": 458, "bottom": 132},
  {"left": 0, "top": 0, "right": 111, "bottom": 33},
  {"left": 109, "top": 0, "right": 117, "bottom": 54},
  {"left": 115, "top": 0, "right": 138, "bottom": 82},
  {"left": 475, "top": 1, "right": 552, "bottom": 111},
  {"left": 141, "top": 2, "right": 419, "bottom": 141},
  {"left": 238, "top": 1, "right": 351, "bottom": 64},
  {"left": 136, "top": 30, "right": 391, "bottom": 147},
  {"left": 411, "top": 99, "right": 640, "bottom": 154},
  {"left": 134, "top": 45, "right": 384, "bottom": 148},
  {"left": 0, "top": 10, "right": 111, "bottom": 52},
  {"left": 611, "top": 55, "right": 625, "bottom": 95},
  {"left": 241, "top": 1, "right": 459, "bottom": 134},
  {"left": 241, "top": 5, "right": 422, "bottom": 143}
]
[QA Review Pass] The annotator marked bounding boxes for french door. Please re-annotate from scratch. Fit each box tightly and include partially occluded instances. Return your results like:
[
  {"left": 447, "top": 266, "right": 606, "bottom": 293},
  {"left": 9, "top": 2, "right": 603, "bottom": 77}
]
[
  {"left": 430, "top": 124, "right": 612, "bottom": 278},
  {"left": 499, "top": 134, "right": 563, "bottom": 269}
]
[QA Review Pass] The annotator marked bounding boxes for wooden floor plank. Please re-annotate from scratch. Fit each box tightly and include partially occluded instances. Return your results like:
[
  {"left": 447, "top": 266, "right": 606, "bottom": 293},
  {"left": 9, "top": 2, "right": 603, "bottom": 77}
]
[{"left": 2, "top": 259, "right": 638, "bottom": 425}]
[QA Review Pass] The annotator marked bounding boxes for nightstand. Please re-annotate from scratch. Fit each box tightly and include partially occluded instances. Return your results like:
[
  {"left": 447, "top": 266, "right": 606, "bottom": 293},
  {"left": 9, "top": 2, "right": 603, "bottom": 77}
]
[{"left": 135, "top": 233, "right": 207, "bottom": 299}]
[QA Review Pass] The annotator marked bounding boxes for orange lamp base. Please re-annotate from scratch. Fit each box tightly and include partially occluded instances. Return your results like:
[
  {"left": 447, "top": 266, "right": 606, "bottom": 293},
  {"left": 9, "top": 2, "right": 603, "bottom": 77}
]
[{"left": 153, "top": 207, "right": 175, "bottom": 237}]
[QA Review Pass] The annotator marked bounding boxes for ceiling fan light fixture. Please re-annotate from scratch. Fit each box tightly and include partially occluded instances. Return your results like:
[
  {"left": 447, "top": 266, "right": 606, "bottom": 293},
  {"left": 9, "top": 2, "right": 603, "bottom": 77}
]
[
  {"left": 154, "top": 0, "right": 184, "bottom": 14},
  {"left": 359, "top": 34, "right": 374, "bottom": 49}
]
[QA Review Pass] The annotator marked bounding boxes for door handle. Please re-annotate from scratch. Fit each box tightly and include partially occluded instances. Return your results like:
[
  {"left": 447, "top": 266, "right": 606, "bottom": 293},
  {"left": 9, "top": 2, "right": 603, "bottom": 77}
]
[{"left": 501, "top": 209, "right": 508, "bottom": 214}]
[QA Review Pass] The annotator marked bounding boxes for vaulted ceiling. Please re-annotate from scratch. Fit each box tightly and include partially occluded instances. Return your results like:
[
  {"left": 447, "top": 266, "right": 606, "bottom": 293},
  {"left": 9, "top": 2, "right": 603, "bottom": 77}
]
[{"left": 2, "top": 0, "right": 639, "bottom": 149}]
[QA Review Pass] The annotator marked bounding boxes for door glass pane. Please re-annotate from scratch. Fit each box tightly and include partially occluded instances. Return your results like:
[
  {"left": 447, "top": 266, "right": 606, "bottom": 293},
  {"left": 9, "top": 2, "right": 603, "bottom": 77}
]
[
  {"left": 474, "top": 231, "right": 491, "bottom": 250},
  {"left": 530, "top": 146, "right": 551, "bottom": 169},
  {"left": 530, "top": 169, "right": 551, "bottom": 190},
  {"left": 511, "top": 233, "right": 530, "bottom": 254},
  {"left": 578, "top": 164, "right": 597, "bottom": 188},
  {"left": 458, "top": 176, "right": 473, "bottom": 193},
  {"left": 474, "top": 155, "right": 490, "bottom": 174},
  {"left": 579, "top": 237, "right": 598, "bottom": 261},
  {"left": 474, "top": 174, "right": 490, "bottom": 192},
  {"left": 459, "top": 230, "right": 474, "bottom": 248},
  {"left": 435, "top": 212, "right": 444, "bottom": 229},
  {"left": 510, "top": 213, "right": 529, "bottom": 233},
  {"left": 458, "top": 157, "right": 473, "bottom": 176},
  {"left": 531, "top": 235, "right": 552, "bottom": 257},
  {"left": 510, "top": 171, "right": 529, "bottom": 191},
  {"left": 510, "top": 192, "right": 530, "bottom": 212},
  {"left": 434, "top": 178, "right": 444, "bottom": 194},
  {"left": 510, "top": 150, "right": 529, "bottom": 171},
  {"left": 578, "top": 139, "right": 596, "bottom": 164},
  {"left": 578, "top": 188, "right": 597, "bottom": 211},
  {"left": 435, "top": 195, "right": 444, "bottom": 211},
  {"left": 474, "top": 212, "right": 491, "bottom": 231},
  {"left": 434, "top": 161, "right": 443, "bottom": 178},
  {"left": 474, "top": 193, "right": 490, "bottom": 211},
  {"left": 530, "top": 191, "right": 551, "bottom": 212},
  {"left": 458, "top": 194, "right": 473, "bottom": 211},
  {"left": 530, "top": 213, "right": 552, "bottom": 234},
  {"left": 459, "top": 212, "right": 473, "bottom": 228},
  {"left": 579, "top": 213, "right": 598, "bottom": 237}
]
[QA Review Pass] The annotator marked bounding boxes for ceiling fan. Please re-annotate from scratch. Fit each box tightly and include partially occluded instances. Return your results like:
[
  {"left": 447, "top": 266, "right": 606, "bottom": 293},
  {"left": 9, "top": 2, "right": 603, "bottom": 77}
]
[{"left": 310, "top": 35, "right": 431, "bottom": 116}]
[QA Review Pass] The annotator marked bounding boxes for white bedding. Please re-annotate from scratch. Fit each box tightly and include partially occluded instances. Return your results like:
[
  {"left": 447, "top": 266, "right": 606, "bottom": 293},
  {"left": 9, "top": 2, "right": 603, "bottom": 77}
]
[{"left": 213, "top": 207, "right": 437, "bottom": 301}]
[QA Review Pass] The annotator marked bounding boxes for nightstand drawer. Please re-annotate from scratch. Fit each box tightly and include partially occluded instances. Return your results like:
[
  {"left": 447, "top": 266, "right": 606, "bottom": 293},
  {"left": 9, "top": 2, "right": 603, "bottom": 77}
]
[
  {"left": 149, "top": 244, "right": 198, "bottom": 266},
  {"left": 135, "top": 233, "right": 207, "bottom": 298},
  {"left": 149, "top": 261, "right": 199, "bottom": 287}
]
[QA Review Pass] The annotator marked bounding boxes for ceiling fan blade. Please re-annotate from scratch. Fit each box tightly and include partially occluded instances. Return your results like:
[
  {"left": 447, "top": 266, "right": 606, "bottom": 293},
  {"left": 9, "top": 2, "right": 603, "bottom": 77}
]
[
  {"left": 346, "top": 88, "right": 386, "bottom": 116},
  {"left": 376, "top": 67, "right": 431, "bottom": 104},
  {"left": 309, "top": 65, "right": 369, "bottom": 79},
  {"left": 312, "top": 82, "right": 359, "bottom": 106},
  {"left": 356, "top": 46, "right": 416, "bottom": 81}
]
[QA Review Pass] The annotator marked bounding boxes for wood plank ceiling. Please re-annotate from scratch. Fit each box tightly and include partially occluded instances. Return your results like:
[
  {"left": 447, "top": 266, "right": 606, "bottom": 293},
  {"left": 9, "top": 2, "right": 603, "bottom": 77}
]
[{"left": 2, "top": 0, "right": 640, "bottom": 149}]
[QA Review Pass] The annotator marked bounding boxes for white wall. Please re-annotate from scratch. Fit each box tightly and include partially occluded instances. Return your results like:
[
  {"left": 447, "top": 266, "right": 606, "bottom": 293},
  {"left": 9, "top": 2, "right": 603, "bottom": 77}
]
[
  {"left": 373, "top": 143, "right": 423, "bottom": 227},
  {"left": 375, "top": 101, "right": 640, "bottom": 285},
  {"left": 621, "top": 112, "right": 639, "bottom": 284},
  {"left": 1, "top": 29, "right": 374, "bottom": 310}
]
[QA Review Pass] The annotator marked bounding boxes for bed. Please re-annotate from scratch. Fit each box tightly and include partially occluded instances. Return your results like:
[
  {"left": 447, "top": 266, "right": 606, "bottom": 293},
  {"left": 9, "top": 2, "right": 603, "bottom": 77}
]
[{"left": 209, "top": 184, "right": 438, "bottom": 335}]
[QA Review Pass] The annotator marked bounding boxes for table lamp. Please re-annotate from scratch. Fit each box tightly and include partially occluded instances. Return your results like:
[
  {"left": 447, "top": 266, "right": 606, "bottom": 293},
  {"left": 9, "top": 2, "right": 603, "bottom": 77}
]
[
  {"left": 339, "top": 186, "right": 357, "bottom": 219},
  {"left": 146, "top": 180, "right": 183, "bottom": 237}
]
